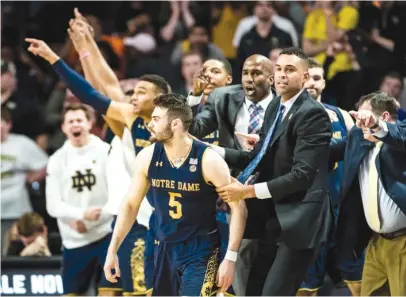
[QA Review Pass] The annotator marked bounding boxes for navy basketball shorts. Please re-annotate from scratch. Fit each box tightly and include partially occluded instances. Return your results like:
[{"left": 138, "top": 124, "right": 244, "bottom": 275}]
[
  {"left": 112, "top": 217, "right": 154, "bottom": 296},
  {"left": 152, "top": 231, "right": 221, "bottom": 296},
  {"left": 62, "top": 234, "right": 121, "bottom": 295}
]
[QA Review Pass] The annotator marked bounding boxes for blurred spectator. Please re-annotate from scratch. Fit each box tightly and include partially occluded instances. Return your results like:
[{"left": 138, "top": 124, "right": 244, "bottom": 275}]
[
  {"left": 160, "top": 1, "right": 196, "bottom": 43},
  {"left": 171, "top": 24, "right": 225, "bottom": 66},
  {"left": 211, "top": 2, "right": 248, "bottom": 60},
  {"left": 321, "top": 41, "right": 363, "bottom": 110},
  {"left": 379, "top": 72, "right": 404, "bottom": 101},
  {"left": 302, "top": 1, "right": 359, "bottom": 79},
  {"left": 1, "top": 107, "right": 48, "bottom": 255},
  {"left": 1, "top": 60, "right": 47, "bottom": 142},
  {"left": 174, "top": 52, "right": 204, "bottom": 96},
  {"left": 237, "top": 1, "right": 293, "bottom": 78},
  {"left": 357, "top": 1, "right": 406, "bottom": 92},
  {"left": 269, "top": 47, "right": 282, "bottom": 68},
  {"left": 9, "top": 212, "right": 51, "bottom": 257},
  {"left": 233, "top": 1, "right": 298, "bottom": 49}
]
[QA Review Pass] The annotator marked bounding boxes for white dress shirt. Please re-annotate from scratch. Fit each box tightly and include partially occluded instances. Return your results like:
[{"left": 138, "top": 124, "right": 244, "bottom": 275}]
[
  {"left": 358, "top": 123, "right": 406, "bottom": 233},
  {"left": 235, "top": 94, "right": 273, "bottom": 148}
]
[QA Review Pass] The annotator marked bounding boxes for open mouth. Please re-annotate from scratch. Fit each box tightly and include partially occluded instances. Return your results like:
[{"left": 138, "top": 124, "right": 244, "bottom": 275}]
[
  {"left": 245, "top": 86, "right": 255, "bottom": 94},
  {"left": 72, "top": 131, "right": 82, "bottom": 138}
]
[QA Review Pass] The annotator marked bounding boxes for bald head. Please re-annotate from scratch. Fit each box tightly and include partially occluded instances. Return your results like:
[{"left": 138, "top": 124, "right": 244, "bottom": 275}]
[
  {"left": 241, "top": 55, "right": 274, "bottom": 102},
  {"left": 244, "top": 55, "right": 273, "bottom": 75}
]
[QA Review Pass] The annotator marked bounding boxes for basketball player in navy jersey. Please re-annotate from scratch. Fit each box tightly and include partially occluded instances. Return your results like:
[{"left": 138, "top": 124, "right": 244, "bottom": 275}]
[
  {"left": 25, "top": 21, "right": 165, "bottom": 295},
  {"left": 104, "top": 94, "right": 247, "bottom": 296},
  {"left": 297, "top": 59, "right": 363, "bottom": 297}
]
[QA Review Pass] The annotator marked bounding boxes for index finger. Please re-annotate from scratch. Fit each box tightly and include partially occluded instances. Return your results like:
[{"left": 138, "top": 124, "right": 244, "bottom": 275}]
[
  {"left": 235, "top": 131, "right": 251, "bottom": 138},
  {"left": 25, "top": 38, "right": 41, "bottom": 44}
]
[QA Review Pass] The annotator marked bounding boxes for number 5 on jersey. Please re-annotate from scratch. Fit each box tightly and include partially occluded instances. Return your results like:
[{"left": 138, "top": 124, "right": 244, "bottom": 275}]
[{"left": 168, "top": 192, "right": 182, "bottom": 219}]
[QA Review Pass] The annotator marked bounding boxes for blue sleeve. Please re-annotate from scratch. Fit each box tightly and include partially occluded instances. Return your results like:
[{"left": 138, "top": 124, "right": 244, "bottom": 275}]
[
  {"left": 380, "top": 121, "right": 406, "bottom": 152},
  {"left": 52, "top": 59, "right": 111, "bottom": 114}
]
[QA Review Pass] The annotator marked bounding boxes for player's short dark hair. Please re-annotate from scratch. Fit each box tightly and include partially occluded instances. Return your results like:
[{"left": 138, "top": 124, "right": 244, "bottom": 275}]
[
  {"left": 1, "top": 106, "right": 12, "bottom": 123},
  {"left": 308, "top": 58, "right": 322, "bottom": 69},
  {"left": 153, "top": 93, "right": 193, "bottom": 131},
  {"left": 279, "top": 47, "right": 309, "bottom": 68},
  {"left": 62, "top": 103, "right": 91, "bottom": 122},
  {"left": 381, "top": 71, "right": 404, "bottom": 89},
  {"left": 17, "top": 212, "right": 45, "bottom": 237},
  {"left": 139, "top": 74, "right": 170, "bottom": 95},
  {"left": 205, "top": 58, "right": 233, "bottom": 76},
  {"left": 356, "top": 91, "right": 399, "bottom": 120}
]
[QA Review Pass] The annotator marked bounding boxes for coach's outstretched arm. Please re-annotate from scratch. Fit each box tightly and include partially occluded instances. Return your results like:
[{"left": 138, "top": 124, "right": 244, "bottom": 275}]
[
  {"left": 202, "top": 148, "right": 247, "bottom": 293},
  {"left": 25, "top": 38, "right": 137, "bottom": 129},
  {"left": 103, "top": 145, "right": 154, "bottom": 283}
]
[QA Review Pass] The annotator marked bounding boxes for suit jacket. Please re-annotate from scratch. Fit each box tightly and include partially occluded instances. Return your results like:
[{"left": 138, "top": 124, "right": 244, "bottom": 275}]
[
  {"left": 332, "top": 121, "right": 406, "bottom": 266},
  {"left": 189, "top": 85, "right": 276, "bottom": 151},
  {"left": 224, "top": 90, "right": 333, "bottom": 249}
]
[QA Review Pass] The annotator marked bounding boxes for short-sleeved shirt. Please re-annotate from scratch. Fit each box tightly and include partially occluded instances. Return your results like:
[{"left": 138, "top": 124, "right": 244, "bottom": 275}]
[
  {"left": 1, "top": 134, "right": 48, "bottom": 219},
  {"left": 303, "top": 6, "right": 359, "bottom": 79}
]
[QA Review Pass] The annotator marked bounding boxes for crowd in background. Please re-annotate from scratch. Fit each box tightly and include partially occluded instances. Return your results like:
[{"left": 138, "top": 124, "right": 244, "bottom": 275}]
[{"left": 1, "top": 0, "right": 406, "bottom": 256}]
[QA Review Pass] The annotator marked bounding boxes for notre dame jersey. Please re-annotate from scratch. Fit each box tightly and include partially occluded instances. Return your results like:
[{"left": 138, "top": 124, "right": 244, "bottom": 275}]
[
  {"left": 131, "top": 117, "right": 152, "bottom": 154},
  {"left": 147, "top": 140, "right": 218, "bottom": 243},
  {"left": 323, "top": 103, "right": 348, "bottom": 209}
]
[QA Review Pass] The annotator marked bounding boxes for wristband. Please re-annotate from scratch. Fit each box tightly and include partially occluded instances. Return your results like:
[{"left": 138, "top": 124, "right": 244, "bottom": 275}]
[
  {"left": 224, "top": 250, "right": 238, "bottom": 262},
  {"left": 79, "top": 51, "right": 90, "bottom": 60}
]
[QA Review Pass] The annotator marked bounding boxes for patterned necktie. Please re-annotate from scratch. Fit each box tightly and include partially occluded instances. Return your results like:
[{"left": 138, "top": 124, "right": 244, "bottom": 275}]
[
  {"left": 248, "top": 104, "right": 263, "bottom": 135},
  {"left": 238, "top": 104, "right": 285, "bottom": 184},
  {"left": 366, "top": 141, "right": 383, "bottom": 232}
]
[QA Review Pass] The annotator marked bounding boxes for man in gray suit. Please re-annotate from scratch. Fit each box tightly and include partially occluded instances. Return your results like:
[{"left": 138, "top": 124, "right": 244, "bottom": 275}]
[{"left": 188, "top": 55, "right": 276, "bottom": 296}]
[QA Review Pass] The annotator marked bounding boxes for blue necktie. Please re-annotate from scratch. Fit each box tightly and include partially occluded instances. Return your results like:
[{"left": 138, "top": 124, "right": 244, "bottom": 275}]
[{"left": 238, "top": 104, "right": 285, "bottom": 184}]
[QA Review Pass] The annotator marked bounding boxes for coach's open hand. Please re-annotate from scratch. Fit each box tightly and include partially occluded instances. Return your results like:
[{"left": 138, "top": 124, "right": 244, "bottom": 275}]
[
  {"left": 217, "top": 177, "right": 255, "bottom": 202},
  {"left": 216, "top": 259, "right": 235, "bottom": 292},
  {"left": 25, "top": 38, "right": 60, "bottom": 64},
  {"left": 104, "top": 250, "right": 120, "bottom": 283}
]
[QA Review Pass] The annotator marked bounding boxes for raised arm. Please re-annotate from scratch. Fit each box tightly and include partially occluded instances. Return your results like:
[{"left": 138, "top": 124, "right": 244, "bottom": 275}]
[
  {"left": 25, "top": 38, "right": 137, "bottom": 129},
  {"left": 202, "top": 148, "right": 247, "bottom": 292},
  {"left": 68, "top": 10, "right": 125, "bottom": 102},
  {"left": 189, "top": 90, "right": 219, "bottom": 138},
  {"left": 104, "top": 144, "right": 154, "bottom": 283}
]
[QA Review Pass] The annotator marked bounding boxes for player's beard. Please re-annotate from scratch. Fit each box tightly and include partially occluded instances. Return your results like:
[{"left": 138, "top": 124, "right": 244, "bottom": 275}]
[{"left": 149, "top": 124, "right": 173, "bottom": 143}]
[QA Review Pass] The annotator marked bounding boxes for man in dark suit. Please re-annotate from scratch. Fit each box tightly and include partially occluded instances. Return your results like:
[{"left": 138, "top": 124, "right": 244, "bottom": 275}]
[
  {"left": 216, "top": 47, "right": 332, "bottom": 295},
  {"left": 188, "top": 55, "right": 276, "bottom": 296},
  {"left": 331, "top": 92, "right": 406, "bottom": 296}
]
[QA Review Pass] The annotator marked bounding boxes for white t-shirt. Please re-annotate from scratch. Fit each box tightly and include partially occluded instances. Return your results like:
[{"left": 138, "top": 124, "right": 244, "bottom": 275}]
[
  {"left": 46, "top": 135, "right": 113, "bottom": 249},
  {"left": 105, "top": 129, "right": 153, "bottom": 228},
  {"left": 1, "top": 134, "right": 48, "bottom": 219}
]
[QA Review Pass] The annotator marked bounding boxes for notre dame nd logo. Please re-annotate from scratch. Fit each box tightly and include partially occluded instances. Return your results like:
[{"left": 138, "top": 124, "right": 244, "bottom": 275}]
[{"left": 72, "top": 169, "right": 96, "bottom": 192}]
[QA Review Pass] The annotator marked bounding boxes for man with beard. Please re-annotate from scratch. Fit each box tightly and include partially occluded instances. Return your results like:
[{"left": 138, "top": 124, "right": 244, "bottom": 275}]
[
  {"left": 298, "top": 59, "right": 364, "bottom": 297},
  {"left": 104, "top": 93, "right": 247, "bottom": 296},
  {"left": 188, "top": 54, "right": 275, "bottom": 296}
]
